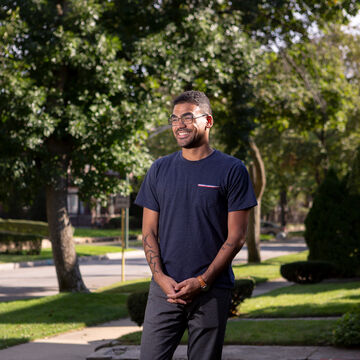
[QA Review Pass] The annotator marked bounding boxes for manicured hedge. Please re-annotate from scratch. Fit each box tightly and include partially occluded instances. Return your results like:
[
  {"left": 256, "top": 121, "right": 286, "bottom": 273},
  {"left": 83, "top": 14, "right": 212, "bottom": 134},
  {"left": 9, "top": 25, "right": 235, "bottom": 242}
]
[
  {"left": 127, "top": 291, "right": 149, "bottom": 326},
  {"left": 0, "top": 218, "right": 49, "bottom": 255},
  {"left": 229, "top": 279, "right": 255, "bottom": 316},
  {"left": 0, "top": 218, "right": 49, "bottom": 236},
  {"left": 280, "top": 261, "right": 336, "bottom": 284},
  {"left": 0, "top": 231, "right": 43, "bottom": 255}
]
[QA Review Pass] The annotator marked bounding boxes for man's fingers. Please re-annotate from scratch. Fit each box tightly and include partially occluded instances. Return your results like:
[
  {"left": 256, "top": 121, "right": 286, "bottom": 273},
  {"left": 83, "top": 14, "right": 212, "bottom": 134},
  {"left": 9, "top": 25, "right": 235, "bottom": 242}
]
[
  {"left": 167, "top": 288, "right": 187, "bottom": 299},
  {"left": 174, "top": 280, "right": 187, "bottom": 291},
  {"left": 167, "top": 298, "right": 187, "bottom": 305}
]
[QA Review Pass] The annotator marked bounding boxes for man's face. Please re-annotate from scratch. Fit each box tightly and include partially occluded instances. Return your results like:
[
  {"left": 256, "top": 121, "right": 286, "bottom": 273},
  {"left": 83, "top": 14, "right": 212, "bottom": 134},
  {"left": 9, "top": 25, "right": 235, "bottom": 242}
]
[{"left": 171, "top": 103, "right": 210, "bottom": 149}]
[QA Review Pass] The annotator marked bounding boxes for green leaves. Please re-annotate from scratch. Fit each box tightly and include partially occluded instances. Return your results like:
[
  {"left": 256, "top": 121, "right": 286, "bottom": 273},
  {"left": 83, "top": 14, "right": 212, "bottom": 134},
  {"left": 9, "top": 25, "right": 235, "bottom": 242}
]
[{"left": 0, "top": 0, "right": 152, "bottom": 205}]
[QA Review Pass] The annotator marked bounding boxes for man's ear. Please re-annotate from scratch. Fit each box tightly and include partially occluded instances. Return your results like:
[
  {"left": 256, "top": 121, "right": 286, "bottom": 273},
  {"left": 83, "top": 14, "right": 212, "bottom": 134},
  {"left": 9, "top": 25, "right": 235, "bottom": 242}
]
[{"left": 205, "top": 114, "right": 214, "bottom": 129}]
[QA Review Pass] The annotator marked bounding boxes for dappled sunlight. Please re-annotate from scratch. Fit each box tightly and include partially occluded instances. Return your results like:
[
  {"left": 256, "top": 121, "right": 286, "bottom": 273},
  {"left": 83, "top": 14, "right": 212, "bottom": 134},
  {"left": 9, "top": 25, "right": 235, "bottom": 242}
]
[{"left": 238, "top": 281, "right": 360, "bottom": 318}]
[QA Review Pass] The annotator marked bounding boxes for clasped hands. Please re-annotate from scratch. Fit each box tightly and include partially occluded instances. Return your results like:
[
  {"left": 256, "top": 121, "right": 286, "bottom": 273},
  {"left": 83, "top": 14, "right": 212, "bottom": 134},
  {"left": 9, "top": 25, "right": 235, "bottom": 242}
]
[{"left": 155, "top": 273, "right": 201, "bottom": 305}]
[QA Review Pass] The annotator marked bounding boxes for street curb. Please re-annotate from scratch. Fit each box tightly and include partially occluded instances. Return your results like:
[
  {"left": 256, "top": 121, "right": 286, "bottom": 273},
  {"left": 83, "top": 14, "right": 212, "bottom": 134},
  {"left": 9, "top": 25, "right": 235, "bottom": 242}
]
[
  {"left": 86, "top": 345, "right": 360, "bottom": 360},
  {"left": 0, "top": 250, "right": 145, "bottom": 271}
]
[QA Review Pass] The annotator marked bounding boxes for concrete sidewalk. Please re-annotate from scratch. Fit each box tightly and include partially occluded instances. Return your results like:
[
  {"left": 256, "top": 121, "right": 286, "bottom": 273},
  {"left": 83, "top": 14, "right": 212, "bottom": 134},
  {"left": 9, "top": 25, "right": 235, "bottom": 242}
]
[{"left": 87, "top": 344, "right": 360, "bottom": 360}]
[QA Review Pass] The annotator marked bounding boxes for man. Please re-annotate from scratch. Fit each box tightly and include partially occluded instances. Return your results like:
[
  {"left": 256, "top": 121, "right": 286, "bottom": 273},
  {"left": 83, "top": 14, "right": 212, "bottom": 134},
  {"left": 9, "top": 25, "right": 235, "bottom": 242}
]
[{"left": 135, "top": 90, "right": 257, "bottom": 360}]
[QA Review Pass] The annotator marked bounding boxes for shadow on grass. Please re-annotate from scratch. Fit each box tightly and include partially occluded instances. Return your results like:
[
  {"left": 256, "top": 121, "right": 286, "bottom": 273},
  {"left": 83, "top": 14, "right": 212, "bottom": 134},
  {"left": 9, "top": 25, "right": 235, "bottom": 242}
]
[
  {"left": 0, "top": 292, "right": 128, "bottom": 325},
  {"left": 0, "top": 337, "right": 31, "bottom": 349},
  {"left": 252, "top": 281, "right": 360, "bottom": 297},
  {"left": 101, "top": 280, "right": 151, "bottom": 294},
  {"left": 240, "top": 302, "right": 356, "bottom": 318},
  {"left": 239, "top": 281, "right": 360, "bottom": 318}
]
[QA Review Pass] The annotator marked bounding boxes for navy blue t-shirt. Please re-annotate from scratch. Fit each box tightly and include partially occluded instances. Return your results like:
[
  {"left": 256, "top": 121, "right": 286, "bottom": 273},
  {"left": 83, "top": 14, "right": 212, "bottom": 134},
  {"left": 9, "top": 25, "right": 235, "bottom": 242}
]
[{"left": 135, "top": 150, "right": 257, "bottom": 288}]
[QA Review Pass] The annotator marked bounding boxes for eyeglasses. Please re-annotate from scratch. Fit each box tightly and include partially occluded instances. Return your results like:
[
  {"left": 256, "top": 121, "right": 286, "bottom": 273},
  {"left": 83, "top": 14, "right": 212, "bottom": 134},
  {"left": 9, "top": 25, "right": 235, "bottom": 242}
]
[{"left": 168, "top": 113, "right": 207, "bottom": 126}]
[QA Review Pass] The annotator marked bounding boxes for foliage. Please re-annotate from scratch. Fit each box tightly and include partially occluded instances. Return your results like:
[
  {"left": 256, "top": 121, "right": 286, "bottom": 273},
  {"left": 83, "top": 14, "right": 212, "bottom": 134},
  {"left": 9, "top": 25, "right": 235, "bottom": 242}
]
[
  {"left": 103, "top": 216, "right": 123, "bottom": 229},
  {"left": 0, "top": 218, "right": 48, "bottom": 255},
  {"left": 333, "top": 310, "right": 360, "bottom": 347},
  {"left": 0, "top": 218, "right": 48, "bottom": 236},
  {"left": 0, "top": 1, "right": 152, "bottom": 206},
  {"left": 130, "top": 2, "right": 264, "bottom": 160},
  {"left": 231, "top": 0, "right": 359, "bottom": 47},
  {"left": 0, "top": 231, "right": 42, "bottom": 255},
  {"left": 280, "top": 260, "right": 336, "bottom": 284},
  {"left": 229, "top": 279, "right": 254, "bottom": 317},
  {"left": 305, "top": 169, "right": 360, "bottom": 276},
  {"left": 126, "top": 291, "right": 149, "bottom": 327}
]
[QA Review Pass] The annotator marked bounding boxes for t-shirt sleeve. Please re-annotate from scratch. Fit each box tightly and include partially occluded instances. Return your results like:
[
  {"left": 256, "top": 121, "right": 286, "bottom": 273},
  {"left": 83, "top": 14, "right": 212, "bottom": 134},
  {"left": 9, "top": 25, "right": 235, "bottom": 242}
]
[
  {"left": 227, "top": 162, "right": 258, "bottom": 212},
  {"left": 134, "top": 162, "right": 160, "bottom": 212}
]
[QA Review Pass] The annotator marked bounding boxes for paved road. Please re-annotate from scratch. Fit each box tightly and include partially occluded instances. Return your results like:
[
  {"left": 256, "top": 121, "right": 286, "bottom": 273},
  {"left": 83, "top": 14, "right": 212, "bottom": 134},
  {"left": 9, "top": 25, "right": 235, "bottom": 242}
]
[{"left": 0, "top": 239, "right": 307, "bottom": 302}]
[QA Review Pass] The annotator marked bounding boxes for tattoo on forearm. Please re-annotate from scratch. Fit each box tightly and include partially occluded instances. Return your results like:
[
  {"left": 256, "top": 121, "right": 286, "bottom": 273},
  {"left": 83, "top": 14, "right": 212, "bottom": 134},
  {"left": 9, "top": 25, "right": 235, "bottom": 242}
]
[
  {"left": 143, "top": 233, "right": 160, "bottom": 274},
  {"left": 221, "top": 242, "right": 235, "bottom": 251},
  {"left": 143, "top": 234, "right": 152, "bottom": 248}
]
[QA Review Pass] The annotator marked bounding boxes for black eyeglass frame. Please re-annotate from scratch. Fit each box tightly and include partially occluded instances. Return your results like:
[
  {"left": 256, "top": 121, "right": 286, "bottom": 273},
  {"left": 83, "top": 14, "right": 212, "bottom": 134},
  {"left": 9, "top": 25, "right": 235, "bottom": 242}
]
[{"left": 168, "top": 113, "right": 208, "bottom": 126}]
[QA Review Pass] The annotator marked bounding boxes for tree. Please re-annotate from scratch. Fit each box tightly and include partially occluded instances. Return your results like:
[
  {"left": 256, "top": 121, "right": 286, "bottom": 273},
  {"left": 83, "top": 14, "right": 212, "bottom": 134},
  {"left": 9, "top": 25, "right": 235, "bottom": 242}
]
[
  {"left": 304, "top": 168, "right": 360, "bottom": 276},
  {"left": 245, "top": 140, "right": 266, "bottom": 262},
  {"left": 0, "top": 1, "right": 152, "bottom": 292},
  {"left": 251, "top": 24, "right": 360, "bottom": 229},
  {"left": 122, "top": 1, "right": 359, "bottom": 262}
]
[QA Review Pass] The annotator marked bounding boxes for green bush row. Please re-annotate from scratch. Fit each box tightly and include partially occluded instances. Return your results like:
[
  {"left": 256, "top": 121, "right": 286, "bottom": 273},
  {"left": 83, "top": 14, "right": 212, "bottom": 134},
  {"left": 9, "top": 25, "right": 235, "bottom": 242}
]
[
  {"left": 280, "top": 261, "right": 336, "bottom": 284},
  {"left": 126, "top": 279, "right": 255, "bottom": 326},
  {"left": 0, "top": 218, "right": 49, "bottom": 237},
  {"left": 333, "top": 311, "right": 360, "bottom": 347},
  {"left": 304, "top": 169, "right": 360, "bottom": 277},
  {"left": 229, "top": 279, "right": 254, "bottom": 316},
  {"left": 0, "top": 231, "right": 43, "bottom": 255}
]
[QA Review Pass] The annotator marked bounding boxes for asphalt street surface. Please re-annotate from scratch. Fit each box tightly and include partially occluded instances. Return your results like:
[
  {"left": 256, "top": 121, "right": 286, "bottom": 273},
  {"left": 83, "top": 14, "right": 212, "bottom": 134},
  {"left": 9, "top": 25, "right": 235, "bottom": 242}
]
[{"left": 0, "top": 239, "right": 307, "bottom": 302}]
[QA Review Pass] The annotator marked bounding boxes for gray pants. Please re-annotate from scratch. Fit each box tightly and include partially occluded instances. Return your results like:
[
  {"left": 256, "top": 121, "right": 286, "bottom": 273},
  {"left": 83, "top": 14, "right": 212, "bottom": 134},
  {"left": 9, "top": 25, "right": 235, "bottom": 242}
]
[{"left": 140, "top": 280, "right": 231, "bottom": 360}]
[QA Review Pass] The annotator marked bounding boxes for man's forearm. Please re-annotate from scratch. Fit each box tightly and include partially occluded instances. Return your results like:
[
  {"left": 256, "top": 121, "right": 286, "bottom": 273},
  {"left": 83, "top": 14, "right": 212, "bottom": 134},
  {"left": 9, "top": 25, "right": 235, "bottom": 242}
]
[
  {"left": 142, "top": 231, "right": 163, "bottom": 276},
  {"left": 201, "top": 235, "right": 246, "bottom": 286}
]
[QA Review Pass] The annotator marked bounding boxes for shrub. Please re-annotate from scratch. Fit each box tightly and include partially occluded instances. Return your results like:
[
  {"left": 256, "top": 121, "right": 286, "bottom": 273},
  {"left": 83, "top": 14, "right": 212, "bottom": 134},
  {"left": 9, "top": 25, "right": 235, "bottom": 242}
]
[
  {"left": 127, "top": 291, "right": 149, "bottom": 326},
  {"left": 304, "top": 169, "right": 360, "bottom": 277},
  {"left": 280, "top": 261, "right": 336, "bottom": 284},
  {"left": 0, "top": 218, "right": 49, "bottom": 236},
  {"left": 333, "top": 311, "right": 360, "bottom": 347},
  {"left": 0, "top": 231, "right": 43, "bottom": 255},
  {"left": 229, "top": 279, "right": 254, "bottom": 317},
  {"left": 104, "top": 217, "right": 122, "bottom": 229}
]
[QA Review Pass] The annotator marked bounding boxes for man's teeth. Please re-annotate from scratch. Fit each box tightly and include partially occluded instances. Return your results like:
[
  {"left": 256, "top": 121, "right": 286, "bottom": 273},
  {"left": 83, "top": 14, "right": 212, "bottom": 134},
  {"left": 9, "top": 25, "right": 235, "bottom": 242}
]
[{"left": 178, "top": 131, "right": 189, "bottom": 135}]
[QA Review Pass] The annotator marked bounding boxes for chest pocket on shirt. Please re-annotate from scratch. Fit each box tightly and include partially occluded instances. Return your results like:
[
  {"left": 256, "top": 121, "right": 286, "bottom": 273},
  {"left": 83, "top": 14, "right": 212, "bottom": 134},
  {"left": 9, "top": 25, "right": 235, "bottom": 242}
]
[{"left": 195, "top": 185, "right": 221, "bottom": 208}]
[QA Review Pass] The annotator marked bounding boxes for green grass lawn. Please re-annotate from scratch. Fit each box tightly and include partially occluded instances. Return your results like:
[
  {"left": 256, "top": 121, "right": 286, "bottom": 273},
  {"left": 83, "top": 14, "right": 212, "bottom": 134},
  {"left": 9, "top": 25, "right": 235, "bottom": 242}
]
[
  {"left": 118, "top": 318, "right": 338, "bottom": 346},
  {"left": 0, "top": 292, "right": 128, "bottom": 349},
  {"left": 74, "top": 228, "right": 141, "bottom": 238},
  {"left": 232, "top": 251, "right": 309, "bottom": 283},
  {"left": 99, "top": 278, "right": 152, "bottom": 294},
  {"left": 240, "top": 281, "right": 360, "bottom": 317},
  {"left": 3, "top": 250, "right": 353, "bottom": 350},
  {"left": 0, "top": 244, "right": 134, "bottom": 264}
]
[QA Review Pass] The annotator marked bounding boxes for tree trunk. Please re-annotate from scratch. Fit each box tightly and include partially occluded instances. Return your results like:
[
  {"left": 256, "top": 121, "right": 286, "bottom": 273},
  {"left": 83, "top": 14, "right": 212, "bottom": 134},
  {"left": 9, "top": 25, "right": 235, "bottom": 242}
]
[
  {"left": 45, "top": 159, "right": 88, "bottom": 292},
  {"left": 246, "top": 139, "right": 266, "bottom": 263},
  {"left": 280, "top": 189, "right": 287, "bottom": 227}
]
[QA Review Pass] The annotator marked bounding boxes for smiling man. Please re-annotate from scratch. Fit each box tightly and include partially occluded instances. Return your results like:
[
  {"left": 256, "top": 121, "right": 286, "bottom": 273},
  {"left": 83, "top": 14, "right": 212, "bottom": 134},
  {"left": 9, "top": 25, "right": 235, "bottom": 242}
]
[{"left": 135, "top": 91, "right": 257, "bottom": 360}]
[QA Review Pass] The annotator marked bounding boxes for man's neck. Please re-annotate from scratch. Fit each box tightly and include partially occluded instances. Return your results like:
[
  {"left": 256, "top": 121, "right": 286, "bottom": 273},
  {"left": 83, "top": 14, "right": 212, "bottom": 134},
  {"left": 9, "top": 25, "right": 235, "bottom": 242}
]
[{"left": 181, "top": 144, "right": 214, "bottom": 161}]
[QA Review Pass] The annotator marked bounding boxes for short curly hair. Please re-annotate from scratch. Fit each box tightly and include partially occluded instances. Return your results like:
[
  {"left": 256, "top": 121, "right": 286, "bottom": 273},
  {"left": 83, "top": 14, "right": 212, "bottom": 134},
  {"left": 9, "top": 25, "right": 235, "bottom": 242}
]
[{"left": 173, "top": 90, "right": 212, "bottom": 115}]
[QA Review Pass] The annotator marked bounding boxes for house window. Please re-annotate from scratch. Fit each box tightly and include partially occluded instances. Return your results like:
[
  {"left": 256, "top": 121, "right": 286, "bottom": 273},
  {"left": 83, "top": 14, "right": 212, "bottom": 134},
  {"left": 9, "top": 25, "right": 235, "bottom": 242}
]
[{"left": 67, "top": 193, "right": 79, "bottom": 215}]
